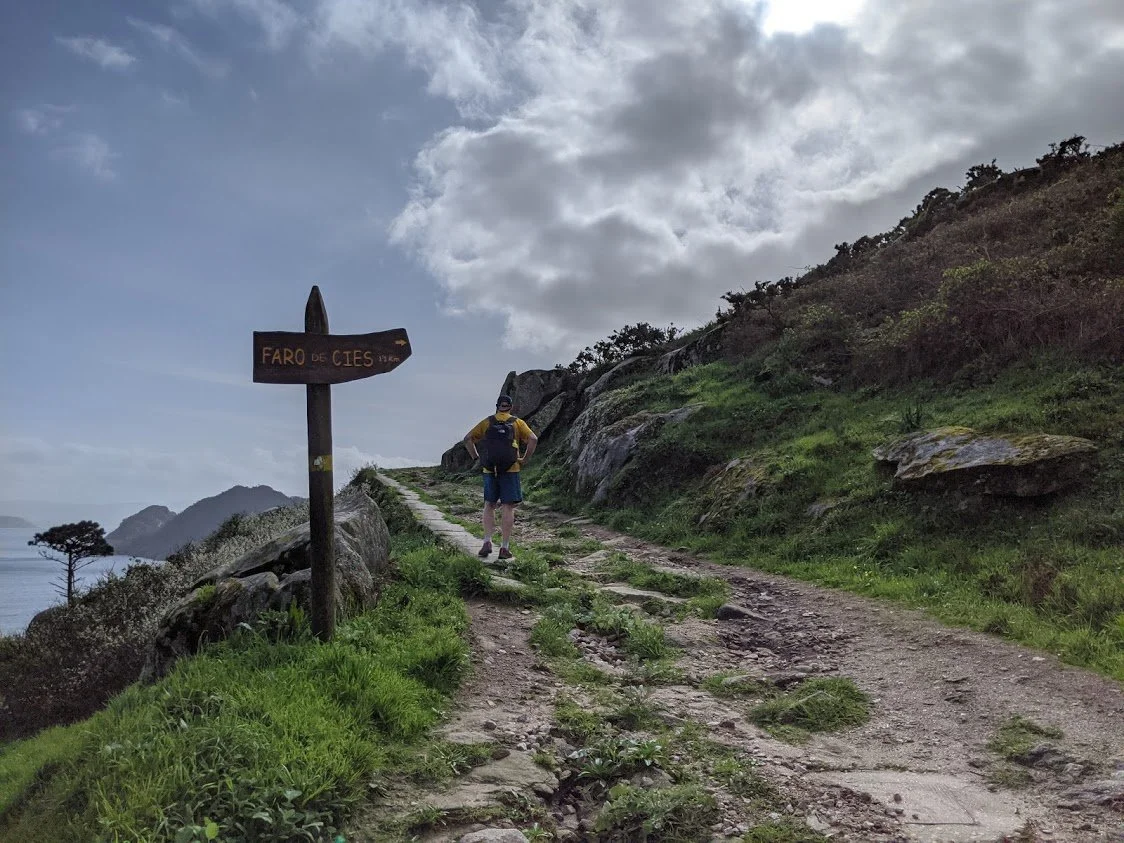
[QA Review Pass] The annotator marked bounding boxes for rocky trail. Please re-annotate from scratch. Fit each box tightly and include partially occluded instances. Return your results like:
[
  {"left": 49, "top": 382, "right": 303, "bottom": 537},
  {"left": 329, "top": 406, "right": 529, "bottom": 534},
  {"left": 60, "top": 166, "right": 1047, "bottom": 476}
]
[{"left": 349, "top": 473, "right": 1124, "bottom": 843}]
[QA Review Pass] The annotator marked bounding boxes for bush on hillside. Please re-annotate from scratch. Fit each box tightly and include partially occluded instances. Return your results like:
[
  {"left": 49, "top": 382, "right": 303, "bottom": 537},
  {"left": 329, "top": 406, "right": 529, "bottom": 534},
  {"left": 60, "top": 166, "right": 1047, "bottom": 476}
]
[
  {"left": 854, "top": 258, "right": 1124, "bottom": 383},
  {"left": 563, "top": 322, "right": 681, "bottom": 374},
  {"left": 716, "top": 140, "right": 1124, "bottom": 384},
  {"left": 0, "top": 503, "right": 310, "bottom": 741}
]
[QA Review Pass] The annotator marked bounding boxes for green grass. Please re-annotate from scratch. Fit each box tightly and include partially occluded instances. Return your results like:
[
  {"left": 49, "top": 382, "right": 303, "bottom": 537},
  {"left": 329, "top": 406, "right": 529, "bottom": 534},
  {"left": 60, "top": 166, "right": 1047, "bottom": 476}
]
[
  {"left": 748, "top": 677, "right": 872, "bottom": 743},
  {"left": 598, "top": 556, "right": 729, "bottom": 601},
  {"left": 742, "top": 821, "right": 828, "bottom": 842},
  {"left": 594, "top": 783, "right": 719, "bottom": 842},
  {"left": 987, "top": 716, "right": 1064, "bottom": 761},
  {"left": 553, "top": 695, "right": 607, "bottom": 744},
  {"left": 0, "top": 500, "right": 476, "bottom": 842},
  {"left": 700, "top": 672, "right": 773, "bottom": 699},
  {"left": 524, "top": 355, "right": 1124, "bottom": 681}
]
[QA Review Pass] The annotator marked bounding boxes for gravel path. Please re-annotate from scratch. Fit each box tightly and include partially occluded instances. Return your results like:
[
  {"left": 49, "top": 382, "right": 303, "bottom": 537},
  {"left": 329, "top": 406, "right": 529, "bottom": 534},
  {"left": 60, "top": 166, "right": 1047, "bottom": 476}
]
[{"left": 357, "top": 474, "right": 1124, "bottom": 843}]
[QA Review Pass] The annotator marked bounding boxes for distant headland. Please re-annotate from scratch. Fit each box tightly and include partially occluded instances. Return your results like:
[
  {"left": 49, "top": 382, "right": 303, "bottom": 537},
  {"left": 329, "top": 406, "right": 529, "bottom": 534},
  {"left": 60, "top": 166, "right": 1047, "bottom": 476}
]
[{"left": 0, "top": 516, "right": 35, "bottom": 528}]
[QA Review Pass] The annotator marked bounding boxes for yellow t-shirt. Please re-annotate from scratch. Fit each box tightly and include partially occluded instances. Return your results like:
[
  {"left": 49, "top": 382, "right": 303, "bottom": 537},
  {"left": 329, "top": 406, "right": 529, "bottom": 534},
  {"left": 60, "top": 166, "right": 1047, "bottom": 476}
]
[{"left": 469, "top": 412, "right": 535, "bottom": 473}]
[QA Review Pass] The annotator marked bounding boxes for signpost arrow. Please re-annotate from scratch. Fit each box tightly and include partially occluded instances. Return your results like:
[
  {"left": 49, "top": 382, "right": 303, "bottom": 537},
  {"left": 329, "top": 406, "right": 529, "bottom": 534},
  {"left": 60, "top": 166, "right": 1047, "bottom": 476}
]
[{"left": 254, "top": 286, "right": 412, "bottom": 640}]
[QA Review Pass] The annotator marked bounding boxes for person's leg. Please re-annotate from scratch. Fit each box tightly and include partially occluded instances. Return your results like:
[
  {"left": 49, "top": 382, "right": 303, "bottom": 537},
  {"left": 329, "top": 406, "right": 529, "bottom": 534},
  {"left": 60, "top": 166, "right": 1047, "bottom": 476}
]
[
  {"left": 480, "top": 475, "right": 499, "bottom": 556},
  {"left": 499, "top": 503, "right": 515, "bottom": 547},
  {"left": 497, "top": 473, "right": 522, "bottom": 558},
  {"left": 483, "top": 502, "right": 497, "bottom": 541}
]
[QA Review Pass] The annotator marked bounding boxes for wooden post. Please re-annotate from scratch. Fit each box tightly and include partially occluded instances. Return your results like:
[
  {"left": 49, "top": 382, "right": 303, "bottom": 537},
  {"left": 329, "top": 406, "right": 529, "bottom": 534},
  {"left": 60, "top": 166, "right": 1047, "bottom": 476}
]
[
  {"left": 253, "top": 289, "right": 411, "bottom": 642},
  {"left": 305, "top": 286, "right": 335, "bottom": 641}
]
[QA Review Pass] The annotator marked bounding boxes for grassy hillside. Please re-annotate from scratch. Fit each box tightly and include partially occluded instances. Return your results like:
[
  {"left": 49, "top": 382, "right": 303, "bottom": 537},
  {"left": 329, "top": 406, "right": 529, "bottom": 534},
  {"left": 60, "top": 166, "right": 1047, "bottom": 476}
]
[
  {"left": 524, "top": 356, "right": 1123, "bottom": 680},
  {"left": 520, "top": 141, "right": 1124, "bottom": 681},
  {"left": 0, "top": 473, "right": 488, "bottom": 841}
]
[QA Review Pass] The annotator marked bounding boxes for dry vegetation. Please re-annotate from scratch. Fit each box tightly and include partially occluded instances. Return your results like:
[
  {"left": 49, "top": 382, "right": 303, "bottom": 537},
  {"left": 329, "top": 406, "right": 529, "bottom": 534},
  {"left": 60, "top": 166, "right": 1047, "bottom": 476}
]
[{"left": 720, "top": 139, "right": 1124, "bottom": 384}]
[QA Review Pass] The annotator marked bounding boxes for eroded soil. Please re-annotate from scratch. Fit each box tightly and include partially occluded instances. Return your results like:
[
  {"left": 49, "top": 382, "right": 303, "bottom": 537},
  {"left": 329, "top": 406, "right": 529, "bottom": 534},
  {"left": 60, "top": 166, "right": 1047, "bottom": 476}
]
[{"left": 348, "top": 473, "right": 1124, "bottom": 843}]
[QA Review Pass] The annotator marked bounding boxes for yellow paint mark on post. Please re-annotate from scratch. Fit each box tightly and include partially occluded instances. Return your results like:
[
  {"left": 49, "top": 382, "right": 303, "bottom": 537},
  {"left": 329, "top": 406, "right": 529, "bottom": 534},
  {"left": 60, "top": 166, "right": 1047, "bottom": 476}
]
[{"left": 310, "top": 455, "right": 333, "bottom": 472}]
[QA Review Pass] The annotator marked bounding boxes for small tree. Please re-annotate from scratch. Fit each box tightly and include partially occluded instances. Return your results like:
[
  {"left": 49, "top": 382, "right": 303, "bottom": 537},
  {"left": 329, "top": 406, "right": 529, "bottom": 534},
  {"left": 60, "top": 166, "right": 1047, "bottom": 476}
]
[
  {"left": 29, "top": 521, "right": 114, "bottom": 606},
  {"left": 964, "top": 159, "right": 1004, "bottom": 190}
]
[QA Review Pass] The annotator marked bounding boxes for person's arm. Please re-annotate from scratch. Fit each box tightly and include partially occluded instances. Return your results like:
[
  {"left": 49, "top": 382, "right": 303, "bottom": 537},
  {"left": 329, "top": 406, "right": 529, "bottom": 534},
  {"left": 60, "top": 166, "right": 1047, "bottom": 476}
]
[
  {"left": 521, "top": 434, "right": 538, "bottom": 464},
  {"left": 464, "top": 421, "right": 484, "bottom": 460},
  {"left": 518, "top": 421, "right": 538, "bottom": 464}
]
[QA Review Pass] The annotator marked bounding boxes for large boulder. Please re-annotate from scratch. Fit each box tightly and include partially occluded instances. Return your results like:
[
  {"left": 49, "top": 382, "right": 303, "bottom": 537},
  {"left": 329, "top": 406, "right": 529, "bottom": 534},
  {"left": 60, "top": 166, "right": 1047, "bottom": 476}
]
[
  {"left": 441, "top": 441, "right": 477, "bottom": 474},
  {"left": 526, "top": 392, "right": 568, "bottom": 438},
  {"left": 873, "top": 427, "right": 1098, "bottom": 496},
  {"left": 656, "top": 326, "right": 726, "bottom": 375},
  {"left": 583, "top": 356, "right": 654, "bottom": 403},
  {"left": 142, "top": 488, "right": 390, "bottom": 680},
  {"left": 500, "top": 368, "right": 572, "bottom": 418},
  {"left": 696, "top": 458, "right": 773, "bottom": 527},
  {"left": 574, "top": 405, "right": 703, "bottom": 504}
]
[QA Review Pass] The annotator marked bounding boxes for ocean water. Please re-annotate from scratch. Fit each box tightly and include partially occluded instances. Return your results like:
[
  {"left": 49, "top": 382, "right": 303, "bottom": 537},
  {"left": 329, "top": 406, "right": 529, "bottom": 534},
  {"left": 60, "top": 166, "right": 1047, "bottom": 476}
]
[{"left": 0, "top": 528, "right": 158, "bottom": 636}]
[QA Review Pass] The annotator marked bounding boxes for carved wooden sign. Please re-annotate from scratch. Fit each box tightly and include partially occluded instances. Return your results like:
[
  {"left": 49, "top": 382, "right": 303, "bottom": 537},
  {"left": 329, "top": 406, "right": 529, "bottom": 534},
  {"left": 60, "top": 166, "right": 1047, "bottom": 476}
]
[
  {"left": 253, "top": 286, "right": 412, "bottom": 641},
  {"left": 253, "top": 328, "right": 411, "bottom": 384}
]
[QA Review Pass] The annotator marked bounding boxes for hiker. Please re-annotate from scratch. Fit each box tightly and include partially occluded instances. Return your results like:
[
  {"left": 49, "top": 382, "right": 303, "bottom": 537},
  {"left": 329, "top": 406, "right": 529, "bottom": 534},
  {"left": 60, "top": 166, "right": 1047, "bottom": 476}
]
[{"left": 463, "top": 394, "right": 538, "bottom": 560}]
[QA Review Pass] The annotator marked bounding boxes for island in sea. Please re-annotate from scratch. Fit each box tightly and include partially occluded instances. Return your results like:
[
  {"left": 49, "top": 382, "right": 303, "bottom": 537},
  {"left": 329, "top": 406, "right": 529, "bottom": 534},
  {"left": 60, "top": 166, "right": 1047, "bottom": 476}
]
[{"left": 0, "top": 516, "right": 34, "bottom": 528}]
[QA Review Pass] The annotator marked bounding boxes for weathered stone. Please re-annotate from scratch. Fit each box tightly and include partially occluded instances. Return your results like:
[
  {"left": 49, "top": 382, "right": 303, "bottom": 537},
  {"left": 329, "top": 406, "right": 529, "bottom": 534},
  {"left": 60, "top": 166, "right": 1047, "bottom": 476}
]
[
  {"left": 573, "top": 405, "right": 703, "bottom": 504},
  {"left": 697, "top": 458, "right": 772, "bottom": 526},
  {"left": 808, "top": 770, "right": 1026, "bottom": 840},
  {"left": 1013, "top": 743, "right": 1083, "bottom": 773},
  {"left": 583, "top": 356, "right": 653, "bottom": 402},
  {"left": 459, "top": 831, "right": 528, "bottom": 843},
  {"left": 441, "top": 441, "right": 477, "bottom": 474},
  {"left": 1057, "top": 779, "right": 1124, "bottom": 810},
  {"left": 527, "top": 393, "right": 568, "bottom": 438},
  {"left": 143, "top": 489, "right": 390, "bottom": 680},
  {"left": 601, "top": 584, "right": 686, "bottom": 606},
  {"left": 500, "top": 368, "right": 572, "bottom": 418},
  {"left": 805, "top": 499, "right": 840, "bottom": 519},
  {"left": 490, "top": 576, "right": 529, "bottom": 594},
  {"left": 872, "top": 426, "right": 1098, "bottom": 496},
  {"left": 142, "top": 572, "right": 280, "bottom": 681},
  {"left": 716, "top": 603, "right": 770, "bottom": 622},
  {"left": 655, "top": 325, "right": 726, "bottom": 375},
  {"left": 418, "top": 751, "right": 557, "bottom": 814}
]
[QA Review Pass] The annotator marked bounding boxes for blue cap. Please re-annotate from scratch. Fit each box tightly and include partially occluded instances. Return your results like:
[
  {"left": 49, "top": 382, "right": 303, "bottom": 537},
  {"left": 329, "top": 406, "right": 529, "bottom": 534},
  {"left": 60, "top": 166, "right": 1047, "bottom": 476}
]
[{"left": 496, "top": 394, "right": 513, "bottom": 407}]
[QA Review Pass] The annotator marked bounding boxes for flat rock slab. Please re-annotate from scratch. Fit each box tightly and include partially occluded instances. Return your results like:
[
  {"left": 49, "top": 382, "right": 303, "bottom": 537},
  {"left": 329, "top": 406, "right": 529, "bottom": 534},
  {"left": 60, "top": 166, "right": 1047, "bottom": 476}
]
[
  {"left": 872, "top": 426, "right": 1097, "bottom": 496},
  {"left": 574, "top": 549, "right": 614, "bottom": 566},
  {"left": 489, "top": 575, "right": 527, "bottom": 593},
  {"left": 809, "top": 771, "right": 1025, "bottom": 842},
  {"left": 601, "top": 583, "right": 686, "bottom": 605},
  {"left": 415, "top": 751, "right": 557, "bottom": 812}
]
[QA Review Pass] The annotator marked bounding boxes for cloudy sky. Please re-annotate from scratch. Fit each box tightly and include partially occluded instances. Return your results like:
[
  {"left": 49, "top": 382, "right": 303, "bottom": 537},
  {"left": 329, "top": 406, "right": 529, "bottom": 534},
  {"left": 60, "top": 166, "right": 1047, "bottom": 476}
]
[{"left": 2, "top": 0, "right": 1123, "bottom": 524}]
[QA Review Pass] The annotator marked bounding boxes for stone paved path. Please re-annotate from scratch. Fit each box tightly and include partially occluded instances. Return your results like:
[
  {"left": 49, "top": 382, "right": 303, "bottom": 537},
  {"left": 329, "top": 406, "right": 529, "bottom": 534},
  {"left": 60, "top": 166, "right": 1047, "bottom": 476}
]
[{"left": 366, "top": 472, "right": 1124, "bottom": 843}]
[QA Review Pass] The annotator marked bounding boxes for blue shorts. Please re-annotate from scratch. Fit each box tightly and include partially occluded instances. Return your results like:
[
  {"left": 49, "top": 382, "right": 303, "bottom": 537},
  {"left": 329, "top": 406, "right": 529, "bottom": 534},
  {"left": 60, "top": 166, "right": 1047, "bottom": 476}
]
[{"left": 483, "top": 472, "right": 523, "bottom": 504}]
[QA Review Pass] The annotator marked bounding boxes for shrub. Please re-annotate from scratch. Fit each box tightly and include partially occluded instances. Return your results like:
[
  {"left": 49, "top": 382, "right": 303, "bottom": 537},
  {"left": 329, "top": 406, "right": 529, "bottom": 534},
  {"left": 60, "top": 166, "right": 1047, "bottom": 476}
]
[
  {"left": 749, "top": 677, "right": 871, "bottom": 740},
  {"left": 594, "top": 783, "right": 719, "bottom": 841}
]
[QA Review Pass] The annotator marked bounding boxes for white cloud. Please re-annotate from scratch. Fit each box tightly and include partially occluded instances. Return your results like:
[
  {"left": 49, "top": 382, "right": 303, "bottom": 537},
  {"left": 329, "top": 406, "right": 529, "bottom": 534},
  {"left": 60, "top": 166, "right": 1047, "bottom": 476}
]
[
  {"left": 187, "top": 0, "right": 303, "bottom": 50},
  {"left": 127, "top": 17, "right": 230, "bottom": 78},
  {"left": 759, "top": 0, "right": 866, "bottom": 34},
  {"left": 55, "top": 36, "right": 137, "bottom": 69},
  {"left": 378, "top": 0, "right": 1124, "bottom": 354},
  {"left": 309, "top": 0, "right": 511, "bottom": 116},
  {"left": 161, "top": 90, "right": 190, "bottom": 109},
  {"left": 54, "top": 133, "right": 119, "bottom": 181},
  {"left": 13, "top": 105, "right": 73, "bottom": 135}
]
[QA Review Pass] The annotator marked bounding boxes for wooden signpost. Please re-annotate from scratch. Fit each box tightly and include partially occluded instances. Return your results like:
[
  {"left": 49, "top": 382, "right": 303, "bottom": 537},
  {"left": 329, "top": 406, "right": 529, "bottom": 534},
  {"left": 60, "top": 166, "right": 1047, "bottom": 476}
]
[{"left": 253, "top": 286, "right": 411, "bottom": 640}]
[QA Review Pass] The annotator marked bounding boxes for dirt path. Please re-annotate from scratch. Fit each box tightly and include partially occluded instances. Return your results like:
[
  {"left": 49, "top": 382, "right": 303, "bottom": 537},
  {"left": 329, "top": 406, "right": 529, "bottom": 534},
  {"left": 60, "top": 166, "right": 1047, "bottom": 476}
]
[{"left": 355, "top": 473, "right": 1124, "bottom": 843}]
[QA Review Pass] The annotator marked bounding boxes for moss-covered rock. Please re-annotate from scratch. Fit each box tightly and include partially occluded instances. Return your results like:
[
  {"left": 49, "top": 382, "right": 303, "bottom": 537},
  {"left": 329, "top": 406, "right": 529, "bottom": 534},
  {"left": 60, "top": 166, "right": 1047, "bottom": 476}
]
[
  {"left": 873, "top": 426, "right": 1098, "bottom": 496},
  {"left": 697, "top": 458, "right": 775, "bottom": 526},
  {"left": 573, "top": 405, "right": 704, "bottom": 504},
  {"left": 142, "top": 488, "right": 390, "bottom": 679}
]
